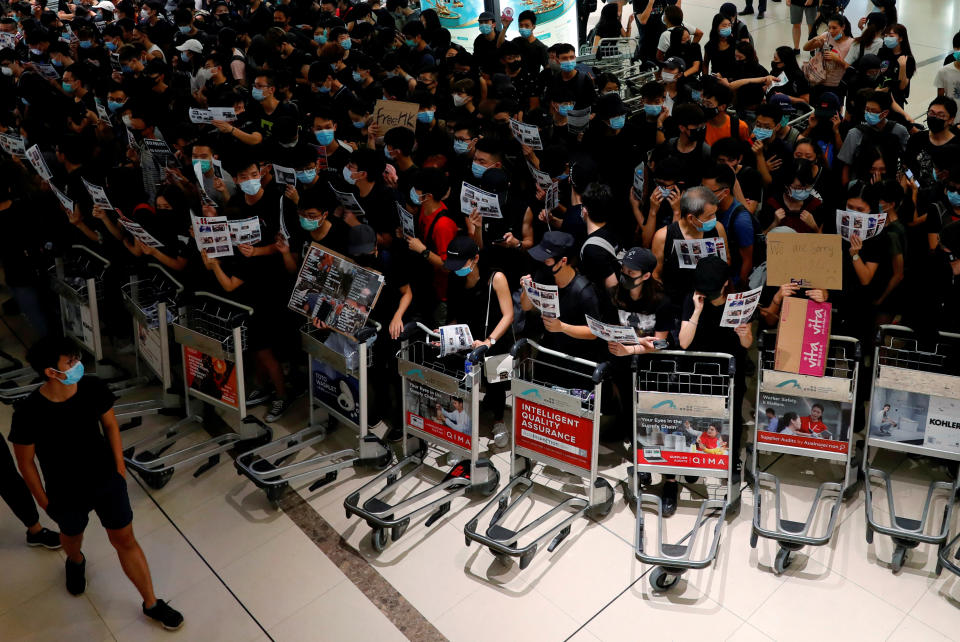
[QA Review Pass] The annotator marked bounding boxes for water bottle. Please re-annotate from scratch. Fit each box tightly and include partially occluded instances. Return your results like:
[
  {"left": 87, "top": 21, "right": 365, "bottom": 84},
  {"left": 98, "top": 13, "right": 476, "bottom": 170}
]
[{"left": 464, "top": 359, "right": 473, "bottom": 378}]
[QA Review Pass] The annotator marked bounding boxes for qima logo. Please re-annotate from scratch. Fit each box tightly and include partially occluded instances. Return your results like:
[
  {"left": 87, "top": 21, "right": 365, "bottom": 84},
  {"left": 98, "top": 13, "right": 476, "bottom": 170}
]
[
  {"left": 404, "top": 368, "right": 425, "bottom": 380},
  {"left": 519, "top": 388, "right": 542, "bottom": 399},
  {"left": 652, "top": 399, "right": 676, "bottom": 409},
  {"left": 776, "top": 379, "right": 801, "bottom": 389}
]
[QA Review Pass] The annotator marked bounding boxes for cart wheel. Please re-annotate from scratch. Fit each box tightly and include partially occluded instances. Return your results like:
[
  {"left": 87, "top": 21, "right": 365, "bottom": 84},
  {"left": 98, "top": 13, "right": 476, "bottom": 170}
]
[
  {"left": 891, "top": 546, "right": 907, "bottom": 574},
  {"left": 750, "top": 531, "right": 759, "bottom": 549},
  {"left": 374, "top": 450, "right": 393, "bottom": 471},
  {"left": 488, "top": 548, "right": 512, "bottom": 566},
  {"left": 865, "top": 525, "right": 874, "bottom": 544},
  {"left": 142, "top": 469, "right": 174, "bottom": 490},
  {"left": 587, "top": 477, "right": 615, "bottom": 520},
  {"left": 774, "top": 547, "right": 793, "bottom": 575},
  {"left": 650, "top": 567, "right": 680, "bottom": 591},
  {"left": 370, "top": 528, "right": 389, "bottom": 553},
  {"left": 266, "top": 485, "right": 286, "bottom": 507},
  {"left": 479, "top": 467, "right": 501, "bottom": 497}
]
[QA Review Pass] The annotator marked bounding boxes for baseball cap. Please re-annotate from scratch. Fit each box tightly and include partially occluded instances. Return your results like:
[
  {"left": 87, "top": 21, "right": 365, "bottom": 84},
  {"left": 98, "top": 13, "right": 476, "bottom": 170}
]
[
  {"left": 662, "top": 56, "right": 686, "bottom": 72},
  {"left": 769, "top": 93, "right": 797, "bottom": 114},
  {"left": 621, "top": 247, "right": 656, "bottom": 274},
  {"left": 478, "top": 11, "right": 495, "bottom": 22},
  {"left": 347, "top": 224, "right": 377, "bottom": 256},
  {"left": 92, "top": 1, "right": 115, "bottom": 10},
  {"left": 175, "top": 39, "right": 203, "bottom": 54},
  {"left": 443, "top": 235, "right": 480, "bottom": 271},
  {"left": 817, "top": 91, "right": 841, "bottom": 112},
  {"left": 719, "top": 2, "right": 738, "bottom": 19},
  {"left": 528, "top": 231, "right": 575, "bottom": 262},
  {"left": 694, "top": 255, "right": 731, "bottom": 297}
]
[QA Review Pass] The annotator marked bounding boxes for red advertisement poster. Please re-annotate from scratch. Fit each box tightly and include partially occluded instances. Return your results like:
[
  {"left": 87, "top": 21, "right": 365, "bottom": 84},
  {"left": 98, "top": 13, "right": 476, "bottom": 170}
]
[
  {"left": 635, "top": 415, "right": 729, "bottom": 471},
  {"left": 183, "top": 346, "right": 238, "bottom": 408},
  {"left": 514, "top": 397, "right": 593, "bottom": 472},
  {"left": 405, "top": 381, "right": 472, "bottom": 450}
]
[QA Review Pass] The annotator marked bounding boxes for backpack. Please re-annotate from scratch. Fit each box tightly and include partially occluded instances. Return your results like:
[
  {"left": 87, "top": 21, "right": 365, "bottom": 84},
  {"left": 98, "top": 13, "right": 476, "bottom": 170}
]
[
  {"left": 580, "top": 235, "right": 624, "bottom": 262},
  {"left": 852, "top": 121, "right": 903, "bottom": 169}
]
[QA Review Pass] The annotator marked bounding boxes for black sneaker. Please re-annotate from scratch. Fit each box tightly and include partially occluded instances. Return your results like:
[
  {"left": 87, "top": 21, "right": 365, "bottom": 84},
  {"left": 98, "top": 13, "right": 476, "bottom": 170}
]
[
  {"left": 661, "top": 480, "right": 679, "bottom": 518},
  {"left": 245, "top": 388, "right": 270, "bottom": 407},
  {"left": 143, "top": 599, "right": 184, "bottom": 631},
  {"left": 27, "top": 527, "right": 61, "bottom": 550},
  {"left": 386, "top": 426, "right": 404, "bottom": 442},
  {"left": 738, "top": 7, "right": 754, "bottom": 15},
  {"left": 65, "top": 555, "right": 86, "bottom": 595},
  {"left": 264, "top": 397, "right": 291, "bottom": 423}
]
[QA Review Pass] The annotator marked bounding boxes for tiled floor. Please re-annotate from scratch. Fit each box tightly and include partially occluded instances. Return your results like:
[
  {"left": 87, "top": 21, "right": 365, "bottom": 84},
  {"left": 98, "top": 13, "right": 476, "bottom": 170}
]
[{"left": 4, "top": 1, "right": 960, "bottom": 640}]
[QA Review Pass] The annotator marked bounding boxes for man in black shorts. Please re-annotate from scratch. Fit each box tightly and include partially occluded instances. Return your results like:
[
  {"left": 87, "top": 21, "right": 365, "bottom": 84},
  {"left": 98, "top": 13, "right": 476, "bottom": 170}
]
[{"left": 9, "top": 338, "right": 184, "bottom": 631}]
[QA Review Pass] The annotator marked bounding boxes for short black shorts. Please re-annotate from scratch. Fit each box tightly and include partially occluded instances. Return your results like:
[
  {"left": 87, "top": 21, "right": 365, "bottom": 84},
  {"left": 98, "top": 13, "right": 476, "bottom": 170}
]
[{"left": 47, "top": 472, "right": 134, "bottom": 537}]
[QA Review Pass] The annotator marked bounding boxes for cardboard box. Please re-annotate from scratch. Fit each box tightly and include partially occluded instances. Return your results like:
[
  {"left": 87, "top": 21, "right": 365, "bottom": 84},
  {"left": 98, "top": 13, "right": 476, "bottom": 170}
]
[{"left": 774, "top": 297, "right": 832, "bottom": 377}]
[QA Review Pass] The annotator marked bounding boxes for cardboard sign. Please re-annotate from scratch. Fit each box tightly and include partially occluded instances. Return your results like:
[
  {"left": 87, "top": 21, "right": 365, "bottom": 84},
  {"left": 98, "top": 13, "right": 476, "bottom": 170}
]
[
  {"left": 766, "top": 234, "right": 842, "bottom": 290},
  {"left": 774, "top": 297, "right": 832, "bottom": 377},
  {"left": 373, "top": 99, "right": 419, "bottom": 132},
  {"left": 514, "top": 396, "right": 592, "bottom": 472}
]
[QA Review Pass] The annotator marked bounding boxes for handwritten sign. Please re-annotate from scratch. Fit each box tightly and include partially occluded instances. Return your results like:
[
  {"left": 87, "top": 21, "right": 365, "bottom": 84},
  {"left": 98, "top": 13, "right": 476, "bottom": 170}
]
[
  {"left": 373, "top": 99, "right": 419, "bottom": 133},
  {"left": 766, "top": 233, "right": 842, "bottom": 290}
]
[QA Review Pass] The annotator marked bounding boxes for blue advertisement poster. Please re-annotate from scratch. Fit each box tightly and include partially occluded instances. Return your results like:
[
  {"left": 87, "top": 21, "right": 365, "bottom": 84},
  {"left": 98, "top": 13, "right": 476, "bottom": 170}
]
[
  {"left": 421, "top": 0, "right": 485, "bottom": 49},
  {"left": 420, "top": 0, "right": 577, "bottom": 52},
  {"left": 311, "top": 356, "right": 360, "bottom": 425}
]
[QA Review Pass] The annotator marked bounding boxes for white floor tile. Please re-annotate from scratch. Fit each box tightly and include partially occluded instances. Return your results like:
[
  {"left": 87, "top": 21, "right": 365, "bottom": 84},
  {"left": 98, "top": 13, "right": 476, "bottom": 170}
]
[
  {"left": 0, "top": 583, "right": 112, "bottom": 641},
  {"left": 887, "top": 613, "right": 952, "bottom": 642}
]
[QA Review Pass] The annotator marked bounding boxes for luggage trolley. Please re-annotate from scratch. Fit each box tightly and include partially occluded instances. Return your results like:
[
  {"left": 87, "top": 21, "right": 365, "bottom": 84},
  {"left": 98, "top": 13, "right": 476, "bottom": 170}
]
[
  {"left": 463, "top": 339, "right": 614, "bottom": 570},
  {"left": 864, "top": 325, "right": 960, "bottom": 574},
  {"left": 630, "top": 351, "right": 739, "bottom": 591},
  {"left": 234, "top": 322, "right": 392, "bottom": 507},
  {"left": 122, "top": 292, "right": 270, "bottom": 489},
  {"left": 750, "top": 332, "right": 861, "bottom": 575},
  {"left": 52, "top": 245, "right": 110, "bottom": 368},
  {"left": 115, "top": 264, "right": 186, "bottom": 426},
  {"left": 344, "top": 322, "right": 500, "bottom": 552}
]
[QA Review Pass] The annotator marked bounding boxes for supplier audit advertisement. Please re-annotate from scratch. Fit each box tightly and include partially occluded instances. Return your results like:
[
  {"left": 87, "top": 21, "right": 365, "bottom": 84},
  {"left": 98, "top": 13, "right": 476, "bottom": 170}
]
[
  {"left": 405, "top": 380, "right": 472, "bottom": 451},
  {"left": 756, "top": 391, "right": 851, "bottom": 455},
  {"left": 183, "top": 346, "right": 238, "bottom": 409},
  {"left": 514, "top": 395, "right": 592, "bottom": 472},
  {"left": 635, "top": 414, "right": 729, "bottom": 470}
]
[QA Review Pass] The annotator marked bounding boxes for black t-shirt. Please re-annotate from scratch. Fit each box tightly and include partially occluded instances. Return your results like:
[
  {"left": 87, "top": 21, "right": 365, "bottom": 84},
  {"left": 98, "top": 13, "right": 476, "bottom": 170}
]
[
  {"left": 579, "top": 226, "right": 620, "bottom": 289},
  {"left": 538, "top": 272, "right": 602, "bottom": 359},
  {"left": 9, "top": 378, "right": 117, "bottom": 500},
  {"left": 681, "top": 293, "right": 743, "bottom": 356},
  {"left": 240, "top": 101, "right": 301, "bottom": 141}
]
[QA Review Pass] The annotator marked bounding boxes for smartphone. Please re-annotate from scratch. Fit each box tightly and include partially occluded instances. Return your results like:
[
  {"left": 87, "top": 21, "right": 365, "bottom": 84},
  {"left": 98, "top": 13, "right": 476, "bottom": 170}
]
[
  {"left": 904, "top": 168, "right": 920, "bottom": 189},
  {"left": 652, "top": 339, "right": 669, "bottom": 350}
]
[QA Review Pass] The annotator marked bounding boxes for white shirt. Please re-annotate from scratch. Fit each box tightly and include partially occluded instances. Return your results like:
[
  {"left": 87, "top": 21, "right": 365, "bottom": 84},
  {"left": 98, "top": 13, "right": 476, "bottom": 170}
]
[
  {"left": 935, "top": 63, "right": 960, "bottom": 124},
  {"left": 442, "top": 407, "right": 471, "bottom": 434}
]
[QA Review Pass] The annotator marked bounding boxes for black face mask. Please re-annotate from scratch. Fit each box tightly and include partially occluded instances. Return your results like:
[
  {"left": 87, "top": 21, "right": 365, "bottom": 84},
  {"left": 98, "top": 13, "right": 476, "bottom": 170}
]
[
  {"left": 507, "top": 60, "right": 522, "bottom": 72},
  {"left": 618, "top": 273, "right": 642, "bottom": 290},
  {"left": 687, "top": 126, "right": 706, "bottom": 141},
  {"left": 701, "top": 106, "right": 719, "bottom": 119},
  {"left": 770, "top": 61, "right": 782, "bottom": 71},
  {"left": 928, "top": 117, "right": 948, "bottom": 134}
]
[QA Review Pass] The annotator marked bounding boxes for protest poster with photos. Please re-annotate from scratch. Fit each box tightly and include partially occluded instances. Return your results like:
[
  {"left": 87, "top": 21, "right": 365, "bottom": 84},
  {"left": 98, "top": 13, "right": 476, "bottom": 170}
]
[
  {"left": 460, "top": 183, "right": 503, "bottom": 219},
  {"left": 288, "top": 243, "right": 384, "bottom": 339},
  {"left": 835, "top": 209, "right": 887, "bottom": 242},
  {"left": 720, "top": 286, "right": 762, "bottom": 328},
  {"left": 586, "top": 315, "right": 640, "bottom": 344},
  {"left": 509, "top": 118, "right": 543, "bottom": 150},
  {"left": 673, "top": 238, "right": 727, "bottom": 269},
  {"left": 272, "top": 164, "right": 296, "bottom": 186},
  {"left": 192, "top": 215, "right": 233, "bottom": 258},
  {"left": 526, "top": 161, "right": 553, "bottom": 189},
  {"left": 439, "top": 324, "right": 474, "bottom": 356},
  {"left": 188, "top": 107, "right": 237, "bottom": 124},
  {"left": 82, "top": 178, "right": 115, "bottom": 211},
  {"left": 522, "top": 278, "right": 559, "bottom": 319},
  {"left": 228, "top": 217, "right": 262, "bottom": 246},
  {"left": 396, "top": 201, "right": 416, "bottom": 238},
  {"left": 330, "top": 185, "right": 366, "bottom": 220}
]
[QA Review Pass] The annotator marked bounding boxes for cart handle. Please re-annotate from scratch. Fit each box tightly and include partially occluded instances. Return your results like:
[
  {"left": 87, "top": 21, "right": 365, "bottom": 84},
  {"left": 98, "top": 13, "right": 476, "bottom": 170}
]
[
  {"left": 69, "top": 244, "right": 111, "bottom": 268},
  {"left": 146, "top": 262, "right": 185, "bottom": 294},
  {"left": 193, "top": 291, "right": 255, "bottom": 316},
  {"left": 640, "top": 349, "right": 737, "bottom": 376},
  {"left": 466, "top": 344, "right": 488, "bottom": 365},
  {"left": 355, "top": 325, "right": 377, "bottom": 342},
  {"left": 510, "top": 339, "right": 608, "bottom": 380},
  {"left": 398, "top": 320, "right": 440, "bottom": 341}
]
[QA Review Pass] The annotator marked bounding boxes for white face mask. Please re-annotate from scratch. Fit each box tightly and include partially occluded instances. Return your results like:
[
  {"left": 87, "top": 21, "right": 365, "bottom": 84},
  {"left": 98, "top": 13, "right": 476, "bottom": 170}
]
[
  {"left": 661, "top": 71, "right": 676, "bottom": 83},
  {"left": 122, "top": 114, "right": 134, "bottom": 128}
]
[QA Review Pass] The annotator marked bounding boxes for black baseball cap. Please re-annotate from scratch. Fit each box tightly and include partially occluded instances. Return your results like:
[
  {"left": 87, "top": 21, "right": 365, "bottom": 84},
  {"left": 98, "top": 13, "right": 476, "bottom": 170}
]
[
  {"left": 443, "top": 235, "right": 479, "bottom": 271},
  {"left": 694, "top": 255, "right": 731, "bottom": 297},
  {"left": 818, "top": 91, "right": 841, "bottom": 112},
  {"left": 621, "top": 247, "right": 656, "bottom": 274},
  {"left": 347, "top": 224, "right": 377, "bottom": 256},
  {"left": 528, "top": 231, "right": 575, "bottom": 262}
]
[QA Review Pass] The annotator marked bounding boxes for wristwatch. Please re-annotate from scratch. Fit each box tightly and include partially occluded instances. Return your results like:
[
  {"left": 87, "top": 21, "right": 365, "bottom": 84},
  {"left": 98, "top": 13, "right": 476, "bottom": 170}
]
[
  {"left": 486, "top": 337, "right": 496, "bottom": 346},
  {"left": 421, "top": 248, "right": 430, "bottom": 259},
  {"left": 852, "top": 253, "right": 860, "bottom": 262}
]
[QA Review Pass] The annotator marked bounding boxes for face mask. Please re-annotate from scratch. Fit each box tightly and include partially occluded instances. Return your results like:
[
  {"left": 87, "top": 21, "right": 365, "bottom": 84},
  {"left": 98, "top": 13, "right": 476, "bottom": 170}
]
[
  {"left": 753, "top": 126, "right": 773, "bottom": 141},
  {"left": 340, "top": 38, "right": 352, "bottom": 50},
  {"left": 479, "top": 24, "right": 493, "bottom": 35},
  {"left": 929, "top": 117, "right": 947, "bottom": 133},
  {"left": 107, "top": 99, "right": 125, "bottom": 113},
  {"left": 239, "top": 178, "right": 261, "bottom": 195},
  {"left": 51, "top": 59, "right": 63, "bottom": 68},
  {"left": 405, "top": 38, "right": 416, "bottom": 47},
  {"left": 316, "top": 83, "right": 331, "bottom": 94},
  {"left": 558, "top": 103, "right": 572, "bottom": 116},
  {"left": 417, "top": 110, "right": 435, "bottom": 123},
  {"left": 691, "top": 90, "right": 702, "bottom": 102},
  {"left": 948, "top": 191, "right": 960, "bottom": 207},
  {"left": 315, "top": 129, "right": 334, "bottom": 145},
  {"left": 343, "top": 166, "right": 357, "bottom": 184},
  {"left": 300, "top": 215, "right": 320, "bottom": 230},
  {"left": 658, "top": 186, "right": 672, "bottom": 199},
  {"left": 472, "top": 162, "right": 487, "bottom": 178},
  {"left": 62, "top": 81, "right": 74, "bottom": 94},
  {"left": 454, "top": 265, "right": 472, "bottom": 277},
  {"left": 0, "top": 67, "right": 10, "bottom": 77},
  {"left": 179, "top": 25, "right": 191, "bottom": 34},
  {"left": 194, "top": 159, "right": 212, "bottom": 173},
  {"left": 351, "top": 71, "right": 362, "bottom": 83},
  {"left": 296, "top": 169, "right": 316, "bottom": 183},
  {"left": 453, "top": 94, "right": 468, "bottom": 107},
  {"left": 121, "top": 64, "right": 133, "bottom": 74},
  {"left": 409, "top": 187, "right": 422, "bottom": 205},
  {"left": 864, "top": 111, "right": 882, "bottom": 126},
  {"left": 251, "top": 87, "right": 265, "bottom": 101},
  {"left": 954, "top": 51, "right": 960, "bottom": 62},
  {"left": 140, "top": 8, "right": 149, "bottom": 19},
  {"left": 719, "top": 26, "right": 732, "bottom": 37},
  {"left": 699, "top": 218, "right": 717, "bottom": 232},
  {"left": 701, "top": 105, "right": 719, "bottom": 119},
  {"left": 29, "top": 48, "right": 42, "bottom": 57},
  {"left": 122, "top": 114, "right": 134, "bottom": 128},
  {"left": 180, "top": 51, "right": 191, "bottom": 63},
  {"left": 883, "top": 36, "right": 898, "bottom": 49},
  {"left": 352, "top": 120, "right": 365, "bottom": 129},
  {"left": 555, "top": 173, "right": 568, "bottom": 181},
  {"left": 384, "top": 146, "right": 394, "bottom": 161},
  {"left": 619, "top": 273, "right": 641, "bottom": 289},
  {"left": 688, "top": 126, "right": 706, "bottom": 141},
  {"left": 559, "top": 60, "right": 576, "bottom": 73},
  {"left": 105, "top": 41, "right": 117, "bottom": 51},
  {"left": 790, "top": 187, "right": 812, "bottom": 200},
  {"left": 453, "top": 139, "right": 470, "bottom": 155},
  {"left": 661, "top": 71, "right": 676, "bottom": 83},
  {"left": 609, "top": 115, "right": 625, "bottom": 130},
  {"left": 644, "top": 104, "right": 662, "bottom": 117},
  {"left": 315, "top": 33, "right": 327, "bottom": 44},
  {"left": 56, "top": 361, "right": 84, "bottom": 385},
  {"left": 79, "top": 40, "right": 93, "bottom": 49},
  {"left": 519, "top": 27, "right": 532, "bottom": 37}
]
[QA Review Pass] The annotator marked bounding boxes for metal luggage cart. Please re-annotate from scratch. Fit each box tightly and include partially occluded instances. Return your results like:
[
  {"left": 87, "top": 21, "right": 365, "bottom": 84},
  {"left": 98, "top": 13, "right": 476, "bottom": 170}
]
[
  {"left": 463, "top": 339, "right": 614, "bottom": 570},
  {"left": 577, "top": 37, "right": 638, "bottom": 73},
  {"left": 785, "top": 103, "right": 814, "bottom": 132},
  {"left": 51, "top": 245, "right": 110, "bottom": 365},
  {"left": 122, "top": 292, "right": 270, "bottom": 489},
  {"left": 235, "top": 323, "right": 392, "bottom": 507},
  {"left": 114, "top": 264, "right": 186, "bottom": 427},
  {"left": 629, "top": 351, "right": 738, "bottom": 591},
  {"left": 344, "top": 322, "right": 499, "bottom": 552},
  {"left": 863, "top": 325, "right": 960, "bottom": 574},
  {"left": 750, "top": 333, "right": 861, "bottom": 575},
  {"left": 621, "top": 69, "right": 659, "bottom": 113}
]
